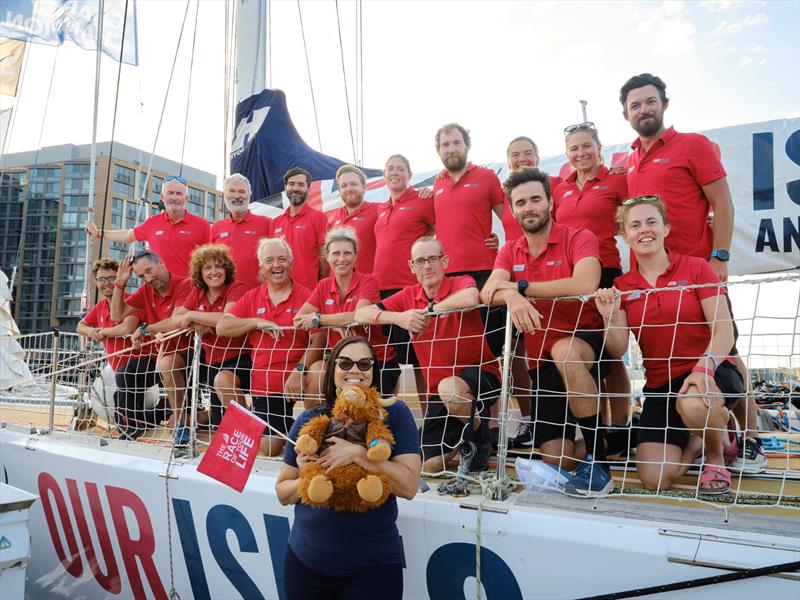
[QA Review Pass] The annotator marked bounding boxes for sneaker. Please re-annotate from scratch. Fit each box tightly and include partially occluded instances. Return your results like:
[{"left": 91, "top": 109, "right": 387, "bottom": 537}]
[
  {"left": 730, "top": 437, "right": 767, "bottom": 474},
  {"left": 563, "top": 455, "right": 614, "bottom": 498},
  {"left": 468, "top": 420, "right": 491, "bottom": 472},
  {"left": 511, "top": 421, "right": 534, "bottom": 447},
  {"left": 173, "top": 425, "right": 191, "bottom": 448}
]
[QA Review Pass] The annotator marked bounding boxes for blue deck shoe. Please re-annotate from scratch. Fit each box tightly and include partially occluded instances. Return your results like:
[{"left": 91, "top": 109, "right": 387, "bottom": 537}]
[
  {"left": 173, "top": 425, "right": 191, "bottom": 448},
  {"left": 563, "top": 455, "right": 613, "bottom": 498}
]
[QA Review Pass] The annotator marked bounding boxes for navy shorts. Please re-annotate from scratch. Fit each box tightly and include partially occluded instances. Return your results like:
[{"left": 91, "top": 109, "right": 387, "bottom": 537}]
[{"left": 252, "top": 394, "right": 295, "bottom": 437}]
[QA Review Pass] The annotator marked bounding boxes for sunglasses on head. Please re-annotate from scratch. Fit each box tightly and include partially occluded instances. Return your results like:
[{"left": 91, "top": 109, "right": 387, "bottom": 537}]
[
  {"left": 564, "top": 121, "right": 596, "bottom": 135},
  {"left": 622, "top": 195, "right": 661, "bottom": 206},
  {"left": 132, "top": 249, "right": 158, "bottom": 261},
  {"left": 165, "top": 175, "right": 187, "bottom": 184},
  {"left": 334, "top": 357, "right": 374, "bottom": 371}
]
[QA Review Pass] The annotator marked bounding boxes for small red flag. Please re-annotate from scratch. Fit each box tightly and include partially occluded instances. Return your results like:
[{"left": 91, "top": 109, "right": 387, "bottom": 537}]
[{"left": 197, "top": 402, "right": 267, "bottom": 492}]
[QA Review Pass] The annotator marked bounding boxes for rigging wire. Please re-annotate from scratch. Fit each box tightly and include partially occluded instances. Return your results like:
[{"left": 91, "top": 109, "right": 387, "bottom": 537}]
[
  {"left": 223, "top": 0, "right": 232, "bottom": 180},
  {"left": 358, "top": 0, "right": 364, "bottom": 165},
  {"left": 178, "top": 0, "right": 201, "bottom": 175},
  {"left": 296, "top": 0, "right": 323, "bottom": 151},
  {"left": 334, "top": 0, "right": 356, "bottom": 164}
]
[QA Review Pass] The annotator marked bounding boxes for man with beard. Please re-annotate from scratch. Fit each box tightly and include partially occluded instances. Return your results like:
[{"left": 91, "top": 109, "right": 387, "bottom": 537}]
[
  {"left": 85, "top": 176, "right": 210, "bottom": 278},
  {"left": 481, "top": 167, "right": 613, "bottom": 497},
  {"left": 211, "top": 173, "right": 272, "bottom": 289},
  {"left": 270, "top": 167, "right": 329, "bottom": 290},
  {"left": 620, "top": 73, "right": 765, "bottom": 473},
  {"left": 329, "top": 165, "right": 378, "bottom": 273}
]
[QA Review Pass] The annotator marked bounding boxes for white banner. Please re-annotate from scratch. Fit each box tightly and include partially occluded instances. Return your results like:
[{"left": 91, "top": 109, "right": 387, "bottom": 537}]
[{"left": 256, "top": 118, "right": 800, "bottom": 277}]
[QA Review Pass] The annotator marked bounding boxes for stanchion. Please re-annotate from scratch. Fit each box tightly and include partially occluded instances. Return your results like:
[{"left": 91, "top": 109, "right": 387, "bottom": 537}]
[
  {"left": 47, "top": 329, "right": 60, "bottom": 433},
  {"left": 188, "top": 330, "right": 202, "bottom": 458},
  {"left": 493, "top": 310, "right": 515, "bottom": 500}
]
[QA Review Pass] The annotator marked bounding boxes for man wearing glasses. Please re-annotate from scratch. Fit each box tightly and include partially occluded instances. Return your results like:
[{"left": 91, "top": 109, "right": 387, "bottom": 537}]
[
  {"left": 110, "top": 250, "right": 200, "bottom": 448},
  {"left": 481, "top": 167, "right": 612, "bottom": 497},
  {"left": 86, "top": 175, "right": 210, "bottom": 278},
  {"left": 356, "top": 237, "right": 501, "bottom": 473},
  {"left": 211, "top": 173, "right": 272, "bottom": 289},
  {"left": 620, "top": 73, "right": 765, "bottom": 474},
  {"left": 77, "top": 259, "right": 162, "bottom": 439}
]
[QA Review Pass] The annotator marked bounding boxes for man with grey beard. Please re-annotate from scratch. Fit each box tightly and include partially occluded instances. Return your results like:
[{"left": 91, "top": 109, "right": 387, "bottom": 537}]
[{"left": 269, "top": 167, "right": 329, "bottom": 290}]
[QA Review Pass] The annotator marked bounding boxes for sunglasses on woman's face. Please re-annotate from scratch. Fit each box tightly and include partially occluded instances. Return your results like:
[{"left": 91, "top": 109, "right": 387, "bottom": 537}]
[{"left": 334, "top": 357, "right": 374, "bottom": 371}]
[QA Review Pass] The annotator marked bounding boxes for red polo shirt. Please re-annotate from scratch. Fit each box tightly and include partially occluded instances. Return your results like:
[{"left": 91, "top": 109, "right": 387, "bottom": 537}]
[
  {"left": 83, "top": 297, "right": 147, "bottom": 370},
  {"left": 373, "top": 187, "right": 436, "bottom": 291},
  {"left": 227, "top": 283, "right": 312, "bottom": 395},
  {"left": 211, "top": 211, "right": 272, "bottom": 289},
  {"left": 494, "top": 223, "right": 603, "bottom": 367},
  {"left": 126, "top": 275, "right": 194, "bottom": 353},
  {"left": 182, "top": 282, "right": 250, "bottom": 365},
  {"left": 501, "top": 175, "right": 563, "bottom": 243},
  {"left": 270, "top": 204, "right": 328, "bottom": 291},
  {"left": 433, "top": 163, "right": 504, "bottom": 273},
  {"left": 615, "top": 254, "right": 726, "bottom": 388},
  {"left": 306, "top": 272, "right": 395, "bottom": 362},
  {"left": 379, "top": 275, "right": 499, "bottom": 394},
  {"left": 553, "top": 167, "right": 626, "bottom": 270},
  {"left": 328, "top": 202, "right": 379, "bottom": 274},
  {"left": 134, "top": 211, "right": 211, "bottom": 277},
  {"left": 626, "top": 127, "right": 726, "bottom": 260}
]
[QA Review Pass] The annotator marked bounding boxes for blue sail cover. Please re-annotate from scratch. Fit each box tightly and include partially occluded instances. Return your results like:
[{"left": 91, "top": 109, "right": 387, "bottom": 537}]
[{"left": 230, "top": 89, "right": 381, "bottom": 204}]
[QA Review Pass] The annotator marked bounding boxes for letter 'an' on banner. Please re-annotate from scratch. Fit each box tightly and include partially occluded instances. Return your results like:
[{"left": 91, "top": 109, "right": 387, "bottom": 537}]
[{"left": 197, "top": 402, "right": 267, "bottom": 492}]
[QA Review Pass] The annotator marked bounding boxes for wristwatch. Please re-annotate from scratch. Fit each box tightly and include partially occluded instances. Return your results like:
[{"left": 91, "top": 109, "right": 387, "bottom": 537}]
[
  {"left": 139, "top": 323, "right": 149, "bottom": 336},
  {"left": 517, "top": 280, "right": 530, "bottom": 296},
  {"left": 295, "top": 363, "right": 308, "bottom": 373},
  {"left": 311, "top": 313, "right": 321, "bottom": 328},
  {"left": 710, "top": 249, "right": 730, "bottom": 262},
  {"left": 427, "top": 299, "right": 436, "bottom": 313}
]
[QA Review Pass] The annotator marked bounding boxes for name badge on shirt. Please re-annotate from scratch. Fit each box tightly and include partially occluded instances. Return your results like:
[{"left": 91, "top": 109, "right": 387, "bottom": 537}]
[
  {"left": 274, "top": 227, "right": 283, "bottom": 233},
  {"left": 245, "top": 230, "right": 256, "bottom": 235},
  {"left": 435, "top": 189, "right": 444, "bottom": 195},
  {"left": 325, "top": 299, "right": 334, "bottom": 305},
  {"left": 155, "top": 230, "right": 164, "bottom": 236},
  {"left": 513, "top": 264, "right": 525, "bottom": 272},
  {"left": 399, "top": 206, "right": 413, "bottom": 211},
  {"left": 220, "top": 231, "right": 230, "bottom": 238},
  {"left": 546, "top": 260, "right": 563, "bottom": 267},
  {"left": 179, "top": 230, "right": 190, "bottom": 234},
  {"left": 464, "top": 183, "right": 479, "bottom": 189},
  {"left": 653, "top": 158, "right": 671, "bottom": 164},
  {"left": 256, "top": 307, "right": 266, "bottom": 314},
  {"left": 667, "top": 279, "right": 688, "bottom": 287},
  {"left": 295, "top": 224, "right": 306, "bottom": 229},
  {"left": 562, "top": 190, "right": 574, "bottom": 198},
  {"left": 593, "top": 185, "right": 609, "bottom": 190}
]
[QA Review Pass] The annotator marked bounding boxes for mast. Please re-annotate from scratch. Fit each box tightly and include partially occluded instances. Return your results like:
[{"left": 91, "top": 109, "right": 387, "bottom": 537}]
[{"left": 236, "top": 0, "right": 268, "bottom": 102}]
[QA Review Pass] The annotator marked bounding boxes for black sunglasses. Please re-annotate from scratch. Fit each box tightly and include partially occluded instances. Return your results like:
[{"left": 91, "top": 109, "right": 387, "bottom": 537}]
[
  {"left": 622, "top": 195, "right": 661, "bottom": 206},
  {"left": 564, "top": 121, "right": 596, "bottom": 135},
  {"left": 334, "top": 357, "right": 374, "bottom": 371},
  {"left": 165, "top": 175, "right": 187, "bottom": 184},
  {"left": 131, "top": 248, "right": 158, "bottom": 261}
]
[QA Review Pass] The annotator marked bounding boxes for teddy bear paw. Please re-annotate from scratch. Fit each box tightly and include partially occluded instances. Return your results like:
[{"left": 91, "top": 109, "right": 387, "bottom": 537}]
[
  {"left": 366, "top": 440, "right": 391, "bottom": 462},
  {"left": 307, "top": 475, "right": 333, "bottom": 503},
  {"left": 357, "top": 475, "right": 385, "bottom": 503},
  {"left": 295, "top": 434, "right": 319, "bottom": 456}
]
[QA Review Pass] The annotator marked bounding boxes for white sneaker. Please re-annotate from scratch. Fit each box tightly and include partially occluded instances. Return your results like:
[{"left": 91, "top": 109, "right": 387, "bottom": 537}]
[{"left": 730, "top": 437, "right": 767, "bottom": 473}]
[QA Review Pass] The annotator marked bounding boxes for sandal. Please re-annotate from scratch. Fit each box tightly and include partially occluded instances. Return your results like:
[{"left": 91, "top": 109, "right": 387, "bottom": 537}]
[{"left": 699, "top": 464, "right": 731, "bottom": 495}]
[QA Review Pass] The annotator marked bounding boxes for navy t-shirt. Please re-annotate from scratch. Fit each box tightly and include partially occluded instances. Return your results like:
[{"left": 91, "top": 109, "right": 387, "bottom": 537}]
[{"left": 283, "top": 399, "right": 420, "bottom": 576}]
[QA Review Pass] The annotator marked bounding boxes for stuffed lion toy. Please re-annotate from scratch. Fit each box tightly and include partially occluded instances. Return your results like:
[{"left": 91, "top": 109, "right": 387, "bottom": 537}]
[{"left": 295, "top": 385, "right": 395, "bottom": 512}]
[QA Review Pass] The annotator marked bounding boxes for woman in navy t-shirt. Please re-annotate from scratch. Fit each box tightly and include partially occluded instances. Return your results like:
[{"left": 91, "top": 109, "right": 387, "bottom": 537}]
[{"left": 276, "top": 336, "right": 421, "bottom": 599}]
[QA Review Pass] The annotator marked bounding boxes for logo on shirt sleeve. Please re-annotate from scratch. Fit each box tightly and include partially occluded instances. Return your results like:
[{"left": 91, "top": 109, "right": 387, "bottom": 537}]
[
  {"left": 155, "top": 230, "right": 164, "bottom": 236},
  {"left": 628, "top": 165, "right": 635, "bottom": 174},
  {"left": 667, "top": 279, "right": 688, "bottom": 287},
  {"left": 220, "top": 231, "right": 230, "bottom": 238},
  {"left": 463, "top": 183, "right": 479, "bottom": 189},
  {"left": 653, "top": 158, "right": 671, "bottom": 164},
  {"left": 273, "top": 227, "right": 283, "bottom": 234},
  {"left": 545, "top": 260, "right": 563, "bottom": 267},
  {"left": 562, "top": 190, "right": 574, "bottom": 198},
  {"left": 628, "top": 291, "right": 642, "bottom": 301},
  {"left": 256, "top": 307, "right": 266, "bottom": 314},
  {"left": 325, "top": 299, "right": 335, "bottom": 305},
  {"left": 513, "top": 264, "right": 525, "bottom": 272},
  {"left": 435, "top": 189, "right": 444, "bottom": 196},
  {"left": 592, "top": 185, "right": 609, "bottom": 190},
  {"left": 398, "top": 206, "right": 413, "bottom": 211}
]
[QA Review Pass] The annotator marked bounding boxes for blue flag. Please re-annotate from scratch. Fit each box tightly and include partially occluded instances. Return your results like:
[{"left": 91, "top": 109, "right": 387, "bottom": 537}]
[
  {"left": 1, "top": 0, "right": 138, "bottom": 65},
  {"left": 230, "top": 89, "right": 381, "bottom": 201}
]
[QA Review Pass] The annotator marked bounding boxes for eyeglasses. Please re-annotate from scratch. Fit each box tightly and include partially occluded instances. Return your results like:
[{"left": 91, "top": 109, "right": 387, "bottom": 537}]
[
  {"left": 334, "top": 357, "right": 374, "bottom": 371},
  {"left": 410, "top": 255, "right": 444, "bottom": 268},
  {"left": 564, "top": 121, "right": 596, "bottom": 135},
  {"left": 622, "top": 195, "right": 661, "bottom": 206},
  {"left": 95, "top": 276, "right": 117, "bottom": 284},
  {"left": 165, "top": 175, "right": 187, "bottom": 184}
]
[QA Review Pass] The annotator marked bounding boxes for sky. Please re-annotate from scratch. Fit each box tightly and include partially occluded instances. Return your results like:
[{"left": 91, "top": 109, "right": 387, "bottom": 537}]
[{"left": 2, "top": 0, "right": 799, "bottom": 183}]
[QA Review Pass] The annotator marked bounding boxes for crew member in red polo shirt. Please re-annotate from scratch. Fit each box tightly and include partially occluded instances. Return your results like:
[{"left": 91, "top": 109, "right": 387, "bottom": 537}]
[
  {"left": 77, "top": 259, "right": 164, "bottom": 439},
  {"left": 110, "top": 249, "right": 201, "bottom": 449},
  {"left": 328, "top": 165, "right": 378, "bottom": 274},
  {"left": 294, "top": 227, "right": 399, "bottom": 406},
  {"left": 211, "top": 174, "right": 272, "bottom": 289},
  {"left": 270, "top": 167, "right": 329, "bottom": 291},
  {"left": 160, "top": 244, "right": 251, "bottom": 426},
  {"left": 502, "top": 136, "right": 564, "bottom": 243},
  {"left": 620, "top": 73, "right": 763, "bottom": 472},
  {"left": 86, "top": 176, "right": 211, "bottom": 278},
  {"left": 595, "top": 196, "right": 742, "bottom": 494},
  {"left": 356, "top": 237, "right": 501, "bottom": 474},
  {"left": 481, "top": 167, "right": 612, "bottom": 498},
  {"left": 553, "top": 122, "right": 631, "bottom": 456},
  {"left": 217, "top": 237, "right": 323, "bottom": 457}
]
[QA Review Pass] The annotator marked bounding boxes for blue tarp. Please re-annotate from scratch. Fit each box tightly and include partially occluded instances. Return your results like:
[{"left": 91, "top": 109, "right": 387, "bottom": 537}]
[{"left": 230, "top": 89, "right": 381, "bottom": 203}]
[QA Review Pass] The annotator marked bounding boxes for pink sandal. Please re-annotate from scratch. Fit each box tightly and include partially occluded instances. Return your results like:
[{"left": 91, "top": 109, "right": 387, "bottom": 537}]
[{"left": 699, "top": 464, "right": 731, "bottom": 495}]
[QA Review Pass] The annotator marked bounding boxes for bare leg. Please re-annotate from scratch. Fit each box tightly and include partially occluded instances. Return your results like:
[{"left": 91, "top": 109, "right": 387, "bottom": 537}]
[
  {"left": 438, "top": 376, "right": 478, "bottom": 429},
  {"left": 213, "top": 370, "right": 246, "bottom": 411},
  {"left": 157, "top": 353, "right": 187, "bottom": 425},
  {"left": 302, "top": 359, "right": 325, "bottom": 410},
  {"left": 636, "top": 437, "right": 702, "bottom": 491}
]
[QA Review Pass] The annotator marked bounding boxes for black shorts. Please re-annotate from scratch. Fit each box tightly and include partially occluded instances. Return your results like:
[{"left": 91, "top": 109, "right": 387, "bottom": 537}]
[
  {"left": 380, "top": 289, "right": 421, "bottom": 368},
  {"left": 200, "top": 355, "right": 253, "bottom": 425},
  {"left": 528, "top": 331, "right": 611, "bottom": 447},
  {"left": 448, "top": 270, "right": 506, "bottom": 359},
  {"left": 420, "top": 367, "right": 501, "bottom": 461},
  {"left": 600, "top": 267, "right": 623, "bottom": 290},
  {"left": 636, "top": 361, "right": 744, "bottom": 450},
  {"left": 252, "top": 394, "right": 295, "bottom": 437}
]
